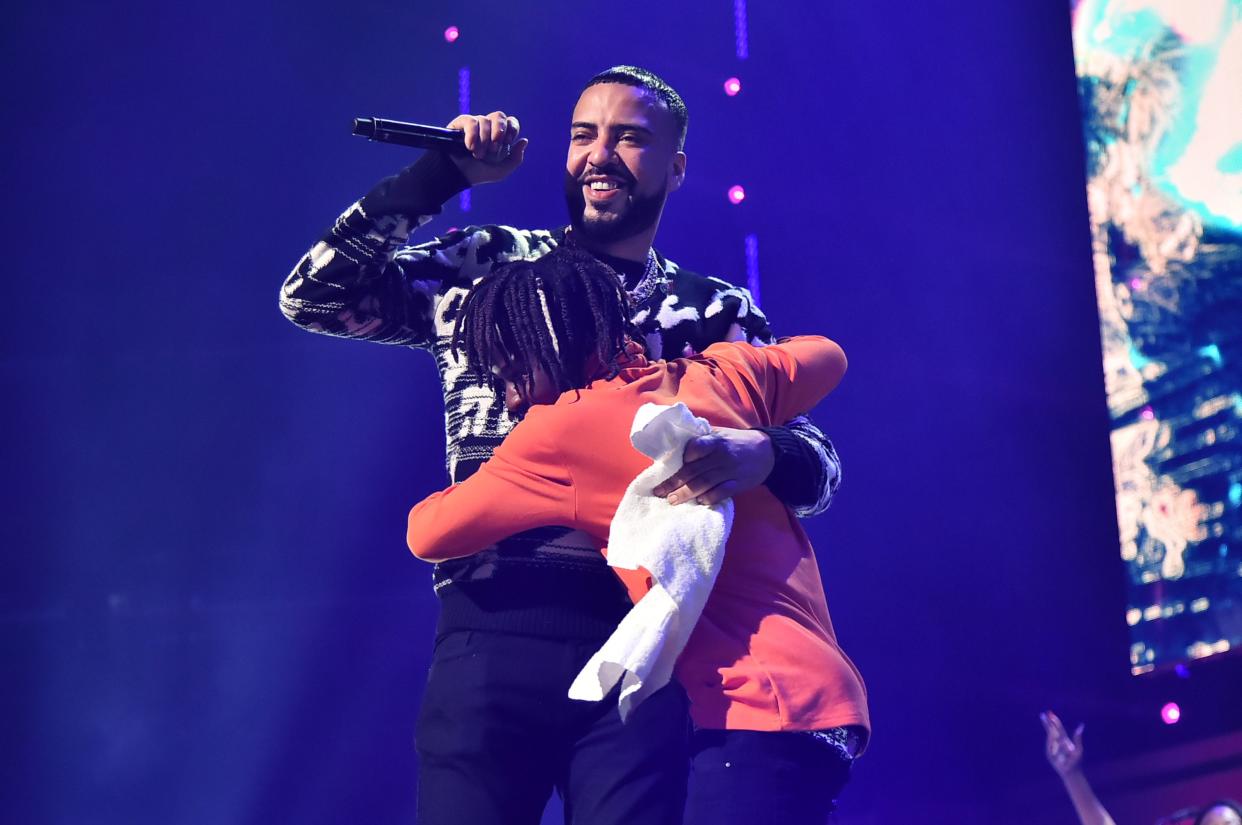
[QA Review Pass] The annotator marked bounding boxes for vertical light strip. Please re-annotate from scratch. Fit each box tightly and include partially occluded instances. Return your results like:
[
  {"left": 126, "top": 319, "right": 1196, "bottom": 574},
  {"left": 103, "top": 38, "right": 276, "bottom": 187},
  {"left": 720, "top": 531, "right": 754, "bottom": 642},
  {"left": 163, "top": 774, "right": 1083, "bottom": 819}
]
[
  {"left": 458, "top": 66, "right": 472, "bottom": 212},
  {"left": 734, "top": 0, "right": 749, "bottom": 59},
  {"left": 744, "top": 233, "right": 760, "bottom": 306}
]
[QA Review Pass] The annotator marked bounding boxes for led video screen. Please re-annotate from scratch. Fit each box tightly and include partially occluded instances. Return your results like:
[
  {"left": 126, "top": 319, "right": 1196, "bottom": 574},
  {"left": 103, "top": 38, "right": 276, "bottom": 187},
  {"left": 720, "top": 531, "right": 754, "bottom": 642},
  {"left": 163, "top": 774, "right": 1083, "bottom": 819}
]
[{"left": 1071, "top": 0, "right": 1241, "bottom": 674}]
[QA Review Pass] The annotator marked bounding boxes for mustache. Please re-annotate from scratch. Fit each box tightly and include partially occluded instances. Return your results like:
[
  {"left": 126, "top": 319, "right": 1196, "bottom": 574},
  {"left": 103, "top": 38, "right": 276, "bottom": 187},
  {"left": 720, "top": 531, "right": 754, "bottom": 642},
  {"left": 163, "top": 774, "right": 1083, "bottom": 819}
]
[{"left": 576, "top": 163, "right": 636, "bottom": 186}]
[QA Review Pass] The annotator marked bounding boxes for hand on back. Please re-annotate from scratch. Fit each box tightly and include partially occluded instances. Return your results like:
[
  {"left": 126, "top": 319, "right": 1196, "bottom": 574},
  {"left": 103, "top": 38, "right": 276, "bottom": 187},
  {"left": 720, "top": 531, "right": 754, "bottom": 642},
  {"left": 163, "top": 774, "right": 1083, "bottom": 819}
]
[{"left": 652, "top": 427, "right": 775, "bottom": 507}]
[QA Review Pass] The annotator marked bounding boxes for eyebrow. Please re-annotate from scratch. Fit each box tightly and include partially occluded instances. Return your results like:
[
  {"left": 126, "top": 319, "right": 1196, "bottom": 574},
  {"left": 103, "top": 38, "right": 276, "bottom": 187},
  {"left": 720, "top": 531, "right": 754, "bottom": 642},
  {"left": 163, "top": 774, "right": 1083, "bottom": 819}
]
[{"left": 570, "top": 121, "right": 654, "bottom": 136}]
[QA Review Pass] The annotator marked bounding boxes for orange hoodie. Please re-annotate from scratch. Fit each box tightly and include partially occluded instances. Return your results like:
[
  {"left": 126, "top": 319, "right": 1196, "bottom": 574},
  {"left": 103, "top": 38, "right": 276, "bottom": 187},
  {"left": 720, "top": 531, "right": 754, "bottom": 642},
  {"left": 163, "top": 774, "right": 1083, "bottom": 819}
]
[{"left": 407, "top": 336, "right": 869, "bottom": 738}]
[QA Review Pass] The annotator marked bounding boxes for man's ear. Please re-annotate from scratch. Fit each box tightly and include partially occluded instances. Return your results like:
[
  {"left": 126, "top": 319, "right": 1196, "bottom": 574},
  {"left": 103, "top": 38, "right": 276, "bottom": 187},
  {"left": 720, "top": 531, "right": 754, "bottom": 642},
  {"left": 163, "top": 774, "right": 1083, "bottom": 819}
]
[{"left": 668, "top": 151, "right": 687, "bottom": 193}]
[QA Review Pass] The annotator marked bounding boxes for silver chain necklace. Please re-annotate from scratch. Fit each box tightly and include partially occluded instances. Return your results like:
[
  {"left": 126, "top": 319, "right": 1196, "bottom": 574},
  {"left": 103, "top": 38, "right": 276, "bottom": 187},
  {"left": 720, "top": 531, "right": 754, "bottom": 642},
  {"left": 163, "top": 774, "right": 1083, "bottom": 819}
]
[
  {"left": 566, "top": 228, "right": 666, "bottom": 305},
  {"left": 626, "top": 249, "right": 666, "bottom": 306}
]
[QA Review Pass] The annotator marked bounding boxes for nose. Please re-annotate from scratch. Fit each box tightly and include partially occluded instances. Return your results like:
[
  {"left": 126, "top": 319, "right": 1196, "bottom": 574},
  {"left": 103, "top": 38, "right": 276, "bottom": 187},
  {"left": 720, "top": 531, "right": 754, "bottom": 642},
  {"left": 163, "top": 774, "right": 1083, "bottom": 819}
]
[{"left": 586, "top": 136, "right": 614, "bottom": 169}]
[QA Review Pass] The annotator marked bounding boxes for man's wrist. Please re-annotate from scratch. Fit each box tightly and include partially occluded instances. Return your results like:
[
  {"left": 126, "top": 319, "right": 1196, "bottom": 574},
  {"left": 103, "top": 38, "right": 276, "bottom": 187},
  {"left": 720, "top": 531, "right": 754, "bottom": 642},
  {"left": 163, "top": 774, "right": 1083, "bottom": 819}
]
[
  {"left": 758, "top": 425, "right": 811, "bottom": 500},
  {"left": 738, "top": 428, "right": 776, "bottom": 484},
  {"left": 758, "top": 426, "right": 797, "bottom": 474}
]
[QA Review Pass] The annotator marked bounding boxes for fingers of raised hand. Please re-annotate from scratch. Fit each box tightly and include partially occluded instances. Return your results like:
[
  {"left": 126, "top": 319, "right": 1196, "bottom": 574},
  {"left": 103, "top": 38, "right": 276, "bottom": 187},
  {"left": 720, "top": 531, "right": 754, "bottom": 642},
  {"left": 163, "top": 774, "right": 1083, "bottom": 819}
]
[
  {"left": 474, "top": 116, "right": 498, "bottom": 159},
  {"left": 447, "top": 116, "right": 475, "bottom": 153},
  {"left": 1040, "top": 712, "right": 1068, "bottom": 750},
  {"left": 486, "top": 112, "right": 517, "bottom": 142},
  {"left": 477, "top": 112, "right": 520, "bottom": 161},
  {"left": 1042, "top": 710, "right": 1068, "bottom": 739},
  {"left": 448, "top": 114, "right": 502, "bottom": 160},
  {"left": 480, "top": 112, "right": 506, "bottom": 158},
  {"left": 445, "top": 114, "right": 525, "bottom": 182}
]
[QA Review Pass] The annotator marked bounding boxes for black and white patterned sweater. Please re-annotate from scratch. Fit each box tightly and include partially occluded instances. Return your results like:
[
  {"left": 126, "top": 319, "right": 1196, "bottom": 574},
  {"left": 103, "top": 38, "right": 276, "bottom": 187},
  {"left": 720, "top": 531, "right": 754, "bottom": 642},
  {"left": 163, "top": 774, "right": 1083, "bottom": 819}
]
[{"left": 280, "top": 152, "right": 841, "bottom": 638}]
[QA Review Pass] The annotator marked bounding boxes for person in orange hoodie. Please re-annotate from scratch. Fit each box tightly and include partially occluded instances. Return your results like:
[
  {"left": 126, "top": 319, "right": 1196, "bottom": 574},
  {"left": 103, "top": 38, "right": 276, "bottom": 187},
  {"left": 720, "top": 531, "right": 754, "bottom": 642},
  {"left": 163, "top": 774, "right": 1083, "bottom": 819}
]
[{"left": 406, "top": 245, "right": 869, "bottom": 824}]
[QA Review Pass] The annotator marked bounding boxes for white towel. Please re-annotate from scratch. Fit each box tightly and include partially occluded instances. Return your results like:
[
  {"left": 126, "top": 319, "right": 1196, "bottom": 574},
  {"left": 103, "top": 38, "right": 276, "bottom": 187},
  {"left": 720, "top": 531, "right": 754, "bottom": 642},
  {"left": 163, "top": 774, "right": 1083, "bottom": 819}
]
[{"left": 568, "top": 402, "right": 734, "bottom": 720}]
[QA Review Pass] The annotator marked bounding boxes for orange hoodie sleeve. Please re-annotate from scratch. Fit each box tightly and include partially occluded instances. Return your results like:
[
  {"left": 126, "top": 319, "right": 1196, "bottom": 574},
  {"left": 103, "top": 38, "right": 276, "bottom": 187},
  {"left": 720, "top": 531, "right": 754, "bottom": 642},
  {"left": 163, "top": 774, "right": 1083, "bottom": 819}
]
[
  {"left": 701, "top": 335, "right": 847, "bottom": 424},
  {"left": 406, "top": 408, "right": 577, "bottom": 562}
]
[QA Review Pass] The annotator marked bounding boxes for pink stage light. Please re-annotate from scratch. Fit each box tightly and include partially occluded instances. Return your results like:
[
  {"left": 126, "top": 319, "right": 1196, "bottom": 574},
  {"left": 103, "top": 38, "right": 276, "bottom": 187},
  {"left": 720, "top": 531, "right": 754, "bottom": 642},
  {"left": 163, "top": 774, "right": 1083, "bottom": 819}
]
[
  {"left": 444, "top": 26, "right": 460, "bottom": 43},
  {"left": 728, "top": 185, "right": 746, "bottom": 205},
  {"left": 1160, "top": 702, "right": 1181, "bottom": 725},
  {"left": 1139, "top": 406, "right": 1155, "bottom": 420},
  {"left": 724, "top": 77, "right": 742, "bottom": 96}
]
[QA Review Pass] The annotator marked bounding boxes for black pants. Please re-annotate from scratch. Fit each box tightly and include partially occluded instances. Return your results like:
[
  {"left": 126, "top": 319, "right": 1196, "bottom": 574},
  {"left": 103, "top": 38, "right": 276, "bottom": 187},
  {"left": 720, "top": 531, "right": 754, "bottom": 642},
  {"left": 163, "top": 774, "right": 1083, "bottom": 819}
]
[
  {"left": 415, "top": 630, "right": 691, "bottom": 825},
  {"left": 683, "top": 729, "right": 854, "bottom": 825}
]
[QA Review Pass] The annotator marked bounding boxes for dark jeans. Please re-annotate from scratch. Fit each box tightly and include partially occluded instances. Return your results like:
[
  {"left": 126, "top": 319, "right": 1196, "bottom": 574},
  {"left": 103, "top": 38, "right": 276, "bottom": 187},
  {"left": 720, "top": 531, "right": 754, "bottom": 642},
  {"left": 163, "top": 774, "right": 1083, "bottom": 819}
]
[
  {"left": 684, "top": 729, "right": 854, "bottom": 825},
  {"left": 415, "top": 630, "right": 691, "bottom": 825}
]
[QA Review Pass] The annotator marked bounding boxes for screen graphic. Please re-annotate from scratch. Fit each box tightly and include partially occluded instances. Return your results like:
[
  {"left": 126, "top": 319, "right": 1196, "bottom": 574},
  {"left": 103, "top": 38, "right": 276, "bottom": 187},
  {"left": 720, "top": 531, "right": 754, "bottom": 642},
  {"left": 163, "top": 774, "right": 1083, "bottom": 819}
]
[{"left": 1071, "top": 0, "right": 1242, "bottom": 674}]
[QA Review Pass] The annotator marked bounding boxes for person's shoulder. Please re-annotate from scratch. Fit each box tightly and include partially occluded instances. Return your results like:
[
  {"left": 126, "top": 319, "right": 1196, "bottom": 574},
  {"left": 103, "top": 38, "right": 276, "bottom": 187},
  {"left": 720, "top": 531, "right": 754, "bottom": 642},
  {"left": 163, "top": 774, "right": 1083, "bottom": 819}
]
[
  {"left": 514, "top": 388, "right": 630, "bottom": 461},
  {"left": 661, "top": 259, "right": 734, "bottom": 294},
  {"left": 661, "top": 259, "right": 764, "bottom": 316},
  {"left": 495, "top": 404, "right": 565, "bottom": 460}
]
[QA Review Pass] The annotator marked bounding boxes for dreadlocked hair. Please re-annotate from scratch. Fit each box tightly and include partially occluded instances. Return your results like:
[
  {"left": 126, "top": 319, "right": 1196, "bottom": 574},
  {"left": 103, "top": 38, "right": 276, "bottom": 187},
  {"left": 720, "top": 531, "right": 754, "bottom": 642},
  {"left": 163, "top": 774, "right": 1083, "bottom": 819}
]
[{"left": 452, "top": 245, "right": 644, "bottom": 399}]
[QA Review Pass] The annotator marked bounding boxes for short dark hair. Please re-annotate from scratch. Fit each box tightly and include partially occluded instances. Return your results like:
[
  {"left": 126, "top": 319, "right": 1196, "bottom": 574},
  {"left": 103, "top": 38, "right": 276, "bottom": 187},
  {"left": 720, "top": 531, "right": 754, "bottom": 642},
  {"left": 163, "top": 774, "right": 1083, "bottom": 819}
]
[
  {"left": 584, "top": 65, "right": 688, "bottom": 150},
  {"left": 452, "top": 245, "right": 641, "bottom": 399}
]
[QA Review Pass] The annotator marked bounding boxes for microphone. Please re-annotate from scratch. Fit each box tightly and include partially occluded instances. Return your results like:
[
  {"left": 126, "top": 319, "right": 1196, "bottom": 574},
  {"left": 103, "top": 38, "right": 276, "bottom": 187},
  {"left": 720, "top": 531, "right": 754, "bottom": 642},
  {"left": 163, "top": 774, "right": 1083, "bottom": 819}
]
[{"left": 351, "top": 117, "right": 469, "bottom": 154}]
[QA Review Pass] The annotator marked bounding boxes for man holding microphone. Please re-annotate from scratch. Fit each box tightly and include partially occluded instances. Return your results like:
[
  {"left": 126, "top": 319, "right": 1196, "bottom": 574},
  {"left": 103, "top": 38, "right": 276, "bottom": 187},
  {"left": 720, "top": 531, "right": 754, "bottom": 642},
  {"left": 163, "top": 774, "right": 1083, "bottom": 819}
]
[{"left": 281, "top": 66, "right": 843, "bottom": 824}]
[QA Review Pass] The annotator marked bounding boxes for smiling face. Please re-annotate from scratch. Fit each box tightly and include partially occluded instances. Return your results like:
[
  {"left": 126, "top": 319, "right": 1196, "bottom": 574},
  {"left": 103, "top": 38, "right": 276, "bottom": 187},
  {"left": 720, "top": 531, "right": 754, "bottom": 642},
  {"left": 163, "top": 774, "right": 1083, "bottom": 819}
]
[{"left": 564, "top": 82, "right": 686, "bottom": 251}]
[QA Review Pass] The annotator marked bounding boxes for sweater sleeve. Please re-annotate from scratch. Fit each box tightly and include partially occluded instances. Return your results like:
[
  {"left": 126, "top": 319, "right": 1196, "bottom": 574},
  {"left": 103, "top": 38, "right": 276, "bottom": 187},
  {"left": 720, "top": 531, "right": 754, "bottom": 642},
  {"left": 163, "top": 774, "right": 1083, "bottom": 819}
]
[
  {"left": 406, "top": 410, "right": 577, "bottom": 561},
  {"left": 279, "top": 152, "right": 554, "bottom": 349},
  {"left": 759, "top": 417, "right": 843, "bottom": 516}
]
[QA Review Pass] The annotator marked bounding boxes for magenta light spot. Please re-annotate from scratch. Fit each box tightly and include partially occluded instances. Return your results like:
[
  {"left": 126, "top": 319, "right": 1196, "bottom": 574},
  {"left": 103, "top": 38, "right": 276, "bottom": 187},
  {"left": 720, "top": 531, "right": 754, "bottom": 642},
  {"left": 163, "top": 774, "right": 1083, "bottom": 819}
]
[
  {"left": 444, "top": 26, "right": 460, "bottom": 43},
  {"left": 1160, "top": 702, "right": 1181, "bottom": 725},
  {"left": 728, "top": 185, "right": 746, "bottom": 205},
  {"left": 1130, "top": 277, "right": 1145, "bottom": 291},
  {"left": 1139, "top": 406, "right": 1155, "bottom": 420},
  {"left": 724, "top": 77, "right": 742, "bottom": 96}
]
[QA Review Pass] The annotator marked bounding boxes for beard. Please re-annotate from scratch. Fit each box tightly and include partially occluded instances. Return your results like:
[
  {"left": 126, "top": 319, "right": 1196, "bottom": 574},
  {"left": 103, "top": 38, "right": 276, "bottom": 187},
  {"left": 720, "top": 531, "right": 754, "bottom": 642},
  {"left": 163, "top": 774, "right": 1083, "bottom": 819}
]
[{"left": 564, "top": 170, "right": 668, "bottom": 245}]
